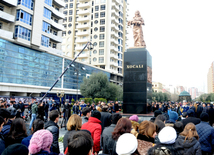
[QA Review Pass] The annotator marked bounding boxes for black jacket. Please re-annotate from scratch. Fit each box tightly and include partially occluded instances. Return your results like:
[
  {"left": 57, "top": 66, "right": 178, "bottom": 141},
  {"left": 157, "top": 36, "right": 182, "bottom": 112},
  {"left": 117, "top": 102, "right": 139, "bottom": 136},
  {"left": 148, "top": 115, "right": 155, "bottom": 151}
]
[
  {"left": 100, "top": 112, "right": 111, "bottom": 133},
  {"left": 103, "top": 135, "right": 116, "bottom": 155},
  {"left": 18, "top": 103, "right": 25, "bottom": 112},
  {"left": 175, "top": 135, "right": 202, "bottom": 155},
  {"left": 181, "top": 117, "right": 201, "bottom": 128},
  {"left": 5, "top": 133, "right": 27, "bottom": 147},
  {"left": 0, "top": 133, "right": 5, "bottom": 155},
  {"left": 101, "top": 124, "right": 116, "bottom": 148},
  {"left": 45, "top": 121, "right": 59, "bottom": 154}
]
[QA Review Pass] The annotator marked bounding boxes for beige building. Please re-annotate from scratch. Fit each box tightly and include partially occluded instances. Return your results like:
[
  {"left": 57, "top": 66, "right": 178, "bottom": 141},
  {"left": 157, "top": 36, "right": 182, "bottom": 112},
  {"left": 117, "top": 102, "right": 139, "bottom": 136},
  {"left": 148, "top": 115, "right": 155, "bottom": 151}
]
[
  {"left": 207, "top": 62, "right": 214, "bottom": 93},
  {"left": 152, "top": 82, "right": 163, "bottom": 93},
  {"left": 62, "top": 0, "right": 128, "bottom": 83}
]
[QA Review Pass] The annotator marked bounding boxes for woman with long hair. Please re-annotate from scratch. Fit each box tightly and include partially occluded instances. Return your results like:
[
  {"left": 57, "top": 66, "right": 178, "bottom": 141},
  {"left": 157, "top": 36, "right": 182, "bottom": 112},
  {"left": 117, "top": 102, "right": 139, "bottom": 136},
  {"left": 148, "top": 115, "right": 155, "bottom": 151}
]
[
  {"left": 5, "top": 118, "right": 28, "bottom": 147},
  {"left": 175, "top": 123, "right": 201, "bottom": 155},
  {"left": 103, "top": 118, "right": 132, "bottom": 155}
]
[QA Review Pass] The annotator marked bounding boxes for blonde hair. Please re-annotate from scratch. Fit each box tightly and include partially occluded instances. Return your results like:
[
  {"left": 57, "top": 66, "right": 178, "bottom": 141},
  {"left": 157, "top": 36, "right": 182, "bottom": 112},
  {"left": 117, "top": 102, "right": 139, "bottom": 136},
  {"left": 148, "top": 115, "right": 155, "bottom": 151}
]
[
  {"left": 180, "top": 123, "right": 199, "bottom": 142},
  {"left": 97, "top": 107, "right": 102, "bottom": 112},
  {"left": 139, "top": 120, "right": 156, "bottom": 138},
  {"left": 67, "top": 114, "right": 82, "bottom": 131}
]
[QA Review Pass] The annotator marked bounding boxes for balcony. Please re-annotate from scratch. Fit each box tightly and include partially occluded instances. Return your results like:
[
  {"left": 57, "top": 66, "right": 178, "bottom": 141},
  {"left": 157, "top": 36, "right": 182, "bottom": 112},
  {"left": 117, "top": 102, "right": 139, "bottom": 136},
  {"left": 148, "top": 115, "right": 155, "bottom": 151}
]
[
  {"left": 78, "top": 3, "right": 90, "bottom": 8},
  {"left": 79, "top": 0, "right": 91, "bottom": 2},
  {"left": 113, "top": 4, "right": 119, "bottom": 11},
  {"left": 110, "top": 62, "right": 118, "bottom": 67},
  {"left": 0, "top": 11, "right": 15, "bottom": 23},
  {"left": 78, "top": 10, "right": 90, "bottom": 15},
  {"left": 76, "top": 24, "right": 90, "bottom": 29},
  {"left": 51, "top": 20, "right": 64, "bottom": 31},
  {"left": 0, "top": 29, "right": 13, "bottom": 40},
  {"left": 49, "top": 33, "right": 63, "bottom": 43},
  {"left": 75, "top": 46, "right": 88, "bottom": 51},
  {"left": 76, "top": 38, "right": 89, "bottom": 43},
  {"left": 53, "top": 0, "right": 65, "bottom": 7},
  {"left": 52, "top": 8, "right": 65, "bottom": 19},
  {"left": 111, "top": 16, "right": 117, "bottom": 22},
  {"left": 110, "top": 54, "right": 118, "bottom": 60},
  {"left": 76, "top": 31, "right": 90, "bottom": 36},
  {"left": 110, "top": 46, "right": 118, "bottom": 52},
  {"left": 2, "top": 0, "right": 17, "bottom": 7},
  {"left": 77, "top": 17, "right": 90, "bottom": 22},
  {"left": 111, "top": 39, "right": 118, "bottom": 45}
]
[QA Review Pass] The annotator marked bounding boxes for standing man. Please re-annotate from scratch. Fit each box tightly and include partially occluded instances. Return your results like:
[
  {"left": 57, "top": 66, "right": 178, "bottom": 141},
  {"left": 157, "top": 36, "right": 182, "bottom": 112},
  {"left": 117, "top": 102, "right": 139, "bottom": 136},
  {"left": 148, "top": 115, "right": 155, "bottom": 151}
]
[
  {"left": 62, "top": 99, "right": 72, "bottom": 129},
  {"left": 81, "top": 107, "right": 91, "bottom": 125},
  {"left": 179, "top": 100, "right": 189, "bottom": 116},
  {"left": 18, "top": 100, "right": 25, "bottom": 117},
  {"left": 72, "top": 102, "right": 80, "bottom": 115},
  {"left": 100, "top": 106, "right": 111, "bottom": 133},
  {"left": 29, "top": 101, "right": 38, "bottom": 130}
]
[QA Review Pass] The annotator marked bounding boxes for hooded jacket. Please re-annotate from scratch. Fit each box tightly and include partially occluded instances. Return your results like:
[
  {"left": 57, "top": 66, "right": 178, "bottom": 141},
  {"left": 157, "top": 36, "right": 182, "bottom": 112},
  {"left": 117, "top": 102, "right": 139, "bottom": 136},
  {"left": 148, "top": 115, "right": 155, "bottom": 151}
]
[
  {"left": 81, "top": 117, "right": 102, "bottom": 153},
  {"left": 175, "top": 135, "right": 201, "bottom": 155}
]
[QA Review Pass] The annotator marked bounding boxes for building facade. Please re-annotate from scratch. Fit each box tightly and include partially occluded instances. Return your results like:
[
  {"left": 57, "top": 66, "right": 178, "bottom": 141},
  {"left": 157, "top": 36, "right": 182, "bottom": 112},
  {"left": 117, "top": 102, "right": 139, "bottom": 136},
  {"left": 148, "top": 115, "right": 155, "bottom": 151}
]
[
  {"left": 152, "top": 82, "right": 163, "bottom": 93},
  {"left": 0, "top": 0, "right": 119, "bottom": 101},
  {"left": 207, "top": 62, "right": 214, "bottom": 93},
  {"left": 188, "top": 87, "right": 198, "bottom": 100},
  {"left": 62, "top": 0, "right": 128, "bottom": 84}
]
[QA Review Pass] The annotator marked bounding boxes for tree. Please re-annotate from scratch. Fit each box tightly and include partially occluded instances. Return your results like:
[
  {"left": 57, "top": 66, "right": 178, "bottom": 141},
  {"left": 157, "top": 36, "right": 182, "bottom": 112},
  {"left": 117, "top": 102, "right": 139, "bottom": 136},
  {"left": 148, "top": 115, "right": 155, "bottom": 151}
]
[{"left": 80, "top": 72, "right": 123, "bottom": 101}]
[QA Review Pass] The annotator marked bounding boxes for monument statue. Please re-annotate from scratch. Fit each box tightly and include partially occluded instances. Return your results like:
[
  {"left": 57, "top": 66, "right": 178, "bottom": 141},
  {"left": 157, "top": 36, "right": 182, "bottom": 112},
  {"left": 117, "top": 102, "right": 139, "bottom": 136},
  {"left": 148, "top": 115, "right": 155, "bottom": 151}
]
[{"left": 128, "top": 11, "right": 146, "bottom": 47}]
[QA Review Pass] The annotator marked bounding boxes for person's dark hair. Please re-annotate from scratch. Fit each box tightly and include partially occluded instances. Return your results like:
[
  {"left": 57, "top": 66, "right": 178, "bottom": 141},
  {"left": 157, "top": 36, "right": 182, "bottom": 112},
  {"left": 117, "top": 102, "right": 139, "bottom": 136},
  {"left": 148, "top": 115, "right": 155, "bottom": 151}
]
[
  {"left": 154, "top": 110, "right": 162, "bottom": 117},
  {"left": 82, "top": 107, "right": 91, "bottom": 116},
  {"left": 154, "top": 120, "right": 165, "bottom": 134},
  {"left": 49, "top": 110, "right": 59, "bottom": 121},
  {"left": 8, "top": 118, "right": 27, "bottom": 139},
  {"left": 111, "top": 113, "right": 122, "bottom": 124},
  {"left": 112, "top": 118, "right": 132, "bottom": 140},
  {"left": 174, "top": 121, "right": 183, "bottom": 134},
  {"left": 200, "top": 112, "right": 209, "bottom": 122},
  {"left": 67, "top": 131, "right": 93, "bottom": 155},
  {"left": 32, "top": 119, "right": 44, "bottom": 133},
  {"left": 102, "top": 106, "right": 108, "bottom": 112},
  {"left": 0, "top": 109, "right": 10, "bottom": 120},
  {"left": 155, "top": 114, "right": 166, "bottom": 122},
  {"left": 182, "top": 112, "right": 187, "bottom": 118},
  {"left": 91, "top": 110, "right": 101, "bottom": 120},
  {"left": 2, "top": 144, "right": 29, "bottom": 155},
  {"left": 0, "top": 116, "right": 4, "bottom": 126}
]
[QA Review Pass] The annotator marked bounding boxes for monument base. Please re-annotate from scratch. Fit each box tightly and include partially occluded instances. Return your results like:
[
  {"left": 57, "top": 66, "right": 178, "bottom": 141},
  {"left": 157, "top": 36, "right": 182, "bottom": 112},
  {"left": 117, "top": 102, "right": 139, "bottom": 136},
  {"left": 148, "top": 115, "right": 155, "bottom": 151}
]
[{"left": 123, "top": 47, "right": 152, "bottom": 114}]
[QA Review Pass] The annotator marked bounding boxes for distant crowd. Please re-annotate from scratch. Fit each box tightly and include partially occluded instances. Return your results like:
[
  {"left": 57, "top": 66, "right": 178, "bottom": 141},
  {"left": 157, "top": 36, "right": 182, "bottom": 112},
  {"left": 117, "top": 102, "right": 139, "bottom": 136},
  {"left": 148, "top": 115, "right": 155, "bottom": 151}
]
[{"left": 0, "top": 98, "right": 214, "bottom": 155}]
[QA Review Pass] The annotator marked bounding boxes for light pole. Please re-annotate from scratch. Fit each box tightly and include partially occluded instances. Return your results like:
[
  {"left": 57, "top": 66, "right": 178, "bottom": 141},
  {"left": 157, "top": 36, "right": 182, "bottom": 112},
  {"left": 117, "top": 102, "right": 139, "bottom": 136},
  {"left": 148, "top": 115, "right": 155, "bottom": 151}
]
[{"left": 57, "top": 90, "right": 64, "bottom": 105}]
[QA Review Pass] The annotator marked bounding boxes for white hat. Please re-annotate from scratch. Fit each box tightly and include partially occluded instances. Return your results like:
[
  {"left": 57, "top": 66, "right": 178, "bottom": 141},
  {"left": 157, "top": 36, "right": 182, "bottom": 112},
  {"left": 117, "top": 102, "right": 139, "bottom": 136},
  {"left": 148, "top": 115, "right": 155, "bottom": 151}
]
[
  {"left": 116, "top": 133, "right": 138, "bottom": 155},
  {"left": 158, "top": 126, "right": 177, "bottom": 144}
]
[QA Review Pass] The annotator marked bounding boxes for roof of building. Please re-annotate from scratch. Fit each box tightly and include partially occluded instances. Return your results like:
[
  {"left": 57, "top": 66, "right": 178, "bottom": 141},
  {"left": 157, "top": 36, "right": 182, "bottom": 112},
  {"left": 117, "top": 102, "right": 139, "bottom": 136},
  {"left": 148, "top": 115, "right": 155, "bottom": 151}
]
[{"left": 179, "top": 91, "right": 191, "bottom": 96}]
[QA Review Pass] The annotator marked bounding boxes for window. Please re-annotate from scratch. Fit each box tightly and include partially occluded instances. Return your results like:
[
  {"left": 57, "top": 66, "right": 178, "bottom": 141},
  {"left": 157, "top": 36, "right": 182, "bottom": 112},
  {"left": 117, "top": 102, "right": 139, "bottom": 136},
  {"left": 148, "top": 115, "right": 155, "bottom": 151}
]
[
  {"left": 54, "top": 19, "right": 58, "bottom": 23},
  {"left": 63, "top": 17, "right": 67, "bottom": 22},
  {"left": 101, "top": 5, "right": 105, "bottom": 10},
  {"left": 63, "top": 11, "right": 67, "bottom": 15},
  {"left": 93, "top": 57, "right": 97, "bottom": 62},
  {"left": 64, "top": 4, "right": 68, "bottom": 9},
  {"left": 45, "top": 0, "right": 52, "bottom": 6},
  {"left": 99, "top": 49, "right": 104, "bottom": 55},
  {"left": 69, "top": 17, "right": 72, "bottom": 22},
  {"left": 99, "top": 34, "right": 104, "bottom": 39},
  {"left": 14, "top": 26, "right": 31, "bottom": 41},
  {"left": 95, "top": 6, "right": 99, "bottom": 11},
  {"left": 17, "top": 0, "right": 34, "bottom": 10},
  {"left": 53, "top": 43, "right": 56, "bottom": 49},
  {"left": 100, "top": 12, "right": 105, "bottom": 17},
  {"left": 0, "top": 5, "right": 4, "bottom": 11},
  {"left": 99, "top": 41, "right": 104, "bottom": 47},
  {"left": 94, "top": 35, "right": 98, "bottom": 39},
  {"left": 70, "top": 0, "right": 73, "bottom": 1},
  {"left": 68, "top": 31, "right": 71, "bottom": 35},
  {"left": 100, "top": 19, "right": 105, "bottom": 25},
  {"left": 68, "top": 23, "right": 72, "bottom": 27},
  {"left": 100, "top": 26, "right": 105, "bottom": 32},
  {"left": 44, "top": 8, "right": 51, "bottom": 19},
  {"left": 41, "top": 35, "right": 49, "bottom": 47},
  {"left": 16, "top": 10, "right": 32, "bottom": 25},
  {"left": 69, "top": 10, "right": 73, "bottom": 15},
  {"left": 99, "top": 57, "right": 104, "bottom": 63},
  {"left": 101, "top": 0, "right": 106, "bottom": 3},
  {"left": 62, "top": 31, "right": 66, "bottom": 36},
  {"left": 70, "top": 3, "right": 73, "bottom": 8},
  {"left": 42, "top": 21, "right": 50, "bottom": 33},
  {"left": 95, "top": 13, "right": 99, "bottom": 18},
  {"left": 93, "top": 42, "right": 97, "bottom": 46},
  {"left": 0, "top": 22, "right": 2, "bottom": 29},
  {"left": 94, "top": 27, "right": 98, "bottom": 32},
  {"left": 94, "top": 20, "right": 98, "bottom": 24},
  {"left": 63, "top": 24, "right": 67, "bottom": 28},
  {"left": 93, "top": 50, "right": 97, "bottom": 54}
]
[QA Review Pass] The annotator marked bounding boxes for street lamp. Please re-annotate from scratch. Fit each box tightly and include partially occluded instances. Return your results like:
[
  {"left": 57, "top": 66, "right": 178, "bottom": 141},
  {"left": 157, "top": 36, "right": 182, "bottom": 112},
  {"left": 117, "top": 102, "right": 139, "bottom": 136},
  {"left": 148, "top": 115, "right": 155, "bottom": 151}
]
[{"left": 57, "top": 90, "right": 64, "bottom": 105}]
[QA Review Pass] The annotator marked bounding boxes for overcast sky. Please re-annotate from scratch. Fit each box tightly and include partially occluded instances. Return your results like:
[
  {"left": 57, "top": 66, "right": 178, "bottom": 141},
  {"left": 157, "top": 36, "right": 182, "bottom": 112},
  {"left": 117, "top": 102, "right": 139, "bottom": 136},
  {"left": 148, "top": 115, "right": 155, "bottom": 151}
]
[{"left": 127, "top": 0, "right": 214, "bottom": 92}]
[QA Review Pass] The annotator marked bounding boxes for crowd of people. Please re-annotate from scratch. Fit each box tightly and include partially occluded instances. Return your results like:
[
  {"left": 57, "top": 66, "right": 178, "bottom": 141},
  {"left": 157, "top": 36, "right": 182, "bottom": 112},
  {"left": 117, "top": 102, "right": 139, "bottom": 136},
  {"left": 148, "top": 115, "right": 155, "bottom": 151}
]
[{"left": 0, "top": 98, "right": 214, "bottom": 155}]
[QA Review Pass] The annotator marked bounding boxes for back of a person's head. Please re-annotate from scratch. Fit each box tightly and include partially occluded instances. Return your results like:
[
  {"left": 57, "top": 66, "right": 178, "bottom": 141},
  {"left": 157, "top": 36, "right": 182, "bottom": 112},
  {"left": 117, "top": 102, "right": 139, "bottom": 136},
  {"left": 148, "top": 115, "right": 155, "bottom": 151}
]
[
  {"left": 154, "top": 120, "right": 165, "bottom": 134},
  {"left": 111, "top": 113, "right": 122, "bottom": 124},
  {"left": 91, "top": 110, "right": 101, "bottom": 120},
  {"left": 180, "top": 123, "right": 199, "bottom": 141},
  {"left": 67, "top": 114, "right": 82, "bottom": 131},
  {"left": 0, "top": 116, "right": 4, "bottom": 127},
  {"left": 200, "top": 112, "right": 209, "bottom": 122},
  {"left": 9, "top": 118, "right": 27, "bottom": 137},
  {"left": 139, "top": 120, "right": 157, "bottom": 138},
  {"left": 173, "top": 121, "right": 183, "bottom": 134},
  {"left": 155, "top": 114, "right": 166, "bottom": 123},
  {"left": 2, "top": 144, "right": 29, "bottom": 155},
  {"left": 187, "top": 109, "right": 195, "bottom": 117},
  {"left": 82, "top": 107, "right": 91, "bottom": 116},
  {"left": 32, "top": 119, "right": 44, "bottom": 133},
  {"left": 154, "top": 110, "right": 162, "bottom": 117},
  {"left": 0, "top": 109, "right": 10, "bottom": 120},
  {"left": 102, "top": 105, "right": 108, "bottom": 112},
  {"left": 67, "top": 131, "right": 93, "bottom": 155},
  {"left": 29, "top": 129, "right": 53, "bottom": 154},
  {"left": 49, "top": 110, "right": 59, "bottom": 121},
  {"left": 158, "top": 126, "right": 177, "bottom": 144},
  {"left": 112, "top": 118, "right": 132, "bottom": 140}
]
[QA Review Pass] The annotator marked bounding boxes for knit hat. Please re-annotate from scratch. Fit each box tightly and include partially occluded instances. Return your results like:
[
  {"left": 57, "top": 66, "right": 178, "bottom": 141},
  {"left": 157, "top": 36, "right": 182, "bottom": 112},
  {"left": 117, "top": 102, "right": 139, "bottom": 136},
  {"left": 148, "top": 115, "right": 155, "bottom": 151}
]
[
  {"left": 29, "top": 129, "right": 53, "bottom": 154},
  {"left": 158, "top": 126, "right": 177, "bottom": 144},
  {"left": 2, "top": 144, "right": 28, "bottom": 155},
  {"left": 129, "top": 115, "right": 139, "bottom": 122},
  {"left": 116, "top": 133, "right": 138, "bottom": 155},
  {"left": 169, "top": 111, "right": 178, "bottom": 123},
  {"left": 200, "top": 112, "right": 209, "bottom": 122}
]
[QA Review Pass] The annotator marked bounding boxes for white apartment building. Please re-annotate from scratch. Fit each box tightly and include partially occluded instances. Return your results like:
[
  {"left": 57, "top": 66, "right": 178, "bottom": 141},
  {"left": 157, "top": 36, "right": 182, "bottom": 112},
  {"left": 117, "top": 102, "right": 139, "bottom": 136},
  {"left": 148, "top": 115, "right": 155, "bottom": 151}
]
[{"left": 62, "top": 0, "right": 128, "bottom": 83}]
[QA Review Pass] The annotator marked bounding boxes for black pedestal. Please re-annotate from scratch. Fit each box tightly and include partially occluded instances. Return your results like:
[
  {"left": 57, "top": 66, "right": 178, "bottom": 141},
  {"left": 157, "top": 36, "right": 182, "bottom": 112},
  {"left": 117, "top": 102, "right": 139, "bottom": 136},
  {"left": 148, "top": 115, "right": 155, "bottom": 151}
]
[{"left": 123, "top": 47, "right": 152, "bottom": 114}]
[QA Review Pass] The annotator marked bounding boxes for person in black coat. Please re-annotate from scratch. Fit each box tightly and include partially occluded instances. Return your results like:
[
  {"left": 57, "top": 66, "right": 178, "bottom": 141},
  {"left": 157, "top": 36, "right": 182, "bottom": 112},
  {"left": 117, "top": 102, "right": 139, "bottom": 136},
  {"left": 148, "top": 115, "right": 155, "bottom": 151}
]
[
  {"left": 208, "top": 104, "right": 214, "bottom": 127},
  {"left": 18, "top": 101, "right": 25, "bottom": 117},
  {"left": 181, "top": 109, "right": 201, "bottom": 128},
  {"left": 196, "top": 103, "right": 203, "bottom": 118},
  {"left": 0, "top": 116, "right": 5, "bottom": 155},
  {"left": 37, "top": 102, "right": 45, "bottom": 121},
  {"left": 100, "top": 106, "right": 112, "bottom": 133}
]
